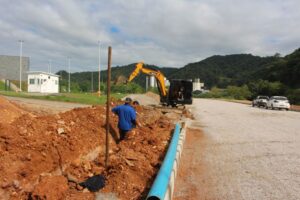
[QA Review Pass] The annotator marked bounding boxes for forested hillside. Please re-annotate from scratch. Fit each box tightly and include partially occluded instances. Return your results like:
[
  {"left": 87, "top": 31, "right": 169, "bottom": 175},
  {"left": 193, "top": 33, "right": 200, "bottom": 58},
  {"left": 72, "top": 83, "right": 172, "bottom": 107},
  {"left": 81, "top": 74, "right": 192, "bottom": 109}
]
[
  {"left": 253, "top": 48, "right": 300, "bottom": 88},
  {"left": 169, "top": 54, "right": 278, "bottom": 88}
]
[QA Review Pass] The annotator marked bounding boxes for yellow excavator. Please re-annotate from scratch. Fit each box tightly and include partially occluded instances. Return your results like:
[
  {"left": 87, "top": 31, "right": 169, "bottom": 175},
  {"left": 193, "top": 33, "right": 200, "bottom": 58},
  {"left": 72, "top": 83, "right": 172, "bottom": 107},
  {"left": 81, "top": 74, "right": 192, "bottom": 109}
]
[{"left": 127, "top": 62, "right": 193, "bottom": 107}]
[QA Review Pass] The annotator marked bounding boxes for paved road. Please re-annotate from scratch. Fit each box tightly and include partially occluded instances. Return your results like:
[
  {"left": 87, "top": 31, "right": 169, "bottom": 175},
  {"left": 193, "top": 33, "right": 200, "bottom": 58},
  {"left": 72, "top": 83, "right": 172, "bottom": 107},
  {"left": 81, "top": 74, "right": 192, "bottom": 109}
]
[{"left": 174, "top": 99, "right": 300, "bottom": 200}]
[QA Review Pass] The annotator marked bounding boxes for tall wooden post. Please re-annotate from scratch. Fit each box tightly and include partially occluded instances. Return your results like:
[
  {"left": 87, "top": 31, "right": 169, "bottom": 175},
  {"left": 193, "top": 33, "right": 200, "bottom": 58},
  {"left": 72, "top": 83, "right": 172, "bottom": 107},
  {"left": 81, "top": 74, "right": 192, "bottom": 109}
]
[
  {"left": 105, "top": 46, "right": 112, "bottom": 168},
  {"left": 98, "top": 41, "right": 101, "bottom": 96}
]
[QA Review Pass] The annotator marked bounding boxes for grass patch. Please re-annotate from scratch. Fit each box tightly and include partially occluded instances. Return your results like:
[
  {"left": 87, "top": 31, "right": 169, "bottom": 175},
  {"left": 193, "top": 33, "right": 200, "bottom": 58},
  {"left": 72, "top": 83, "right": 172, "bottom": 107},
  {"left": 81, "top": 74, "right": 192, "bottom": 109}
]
[
  {"left": 9, "top": 80, "right": 27, "bottom": 91},
  {"left": 0, "top": 81, "right": 14, "bottom": 92},
  {"left": 0, "top": 81, "right": 5, "bottom": 91},
  {"left": 0, "top": 91, "right": 126, "bottom": 105}
]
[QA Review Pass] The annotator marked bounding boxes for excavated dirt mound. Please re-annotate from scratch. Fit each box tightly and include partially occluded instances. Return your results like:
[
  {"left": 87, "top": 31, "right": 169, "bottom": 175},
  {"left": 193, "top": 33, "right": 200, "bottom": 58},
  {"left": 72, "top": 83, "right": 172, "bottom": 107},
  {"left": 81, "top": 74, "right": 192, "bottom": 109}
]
[
  {"left": 145, "top": 92, "right": 160, "bottom": 102},
  {"left": 0, "top": 96, "right": 30, "bottom": 124},
  {"left": 0, "top": 100, "right": 174, "bottom": 200}
]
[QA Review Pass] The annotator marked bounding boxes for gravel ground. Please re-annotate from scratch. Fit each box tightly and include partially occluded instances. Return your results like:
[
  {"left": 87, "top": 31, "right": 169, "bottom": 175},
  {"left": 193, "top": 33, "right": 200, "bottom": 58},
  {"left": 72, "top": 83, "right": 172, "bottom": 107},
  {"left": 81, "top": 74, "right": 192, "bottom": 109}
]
[
  {"left": 174, "top": 98, "right": 300, "bottom": 200},
  {"left": 5, "top": 96, "right": 89, "bottom": 114}
]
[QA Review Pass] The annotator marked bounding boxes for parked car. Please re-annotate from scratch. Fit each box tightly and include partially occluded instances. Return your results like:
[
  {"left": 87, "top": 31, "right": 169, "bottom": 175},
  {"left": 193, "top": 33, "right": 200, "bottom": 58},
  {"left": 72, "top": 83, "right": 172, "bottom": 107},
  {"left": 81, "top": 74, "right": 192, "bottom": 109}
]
[
  {"left": 266, "top": 96, "right": 290, "bottom": 110},
  {"left": 252, "top": 96, "right": 269, "bottom": 107}
]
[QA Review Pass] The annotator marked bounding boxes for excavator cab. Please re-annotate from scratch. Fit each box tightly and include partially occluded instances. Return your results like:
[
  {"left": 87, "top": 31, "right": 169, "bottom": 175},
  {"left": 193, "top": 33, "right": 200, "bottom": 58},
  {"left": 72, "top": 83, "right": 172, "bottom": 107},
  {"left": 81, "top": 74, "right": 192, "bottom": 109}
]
[{"left": 167, "top": 79, "right": 193, "bottom": 106}]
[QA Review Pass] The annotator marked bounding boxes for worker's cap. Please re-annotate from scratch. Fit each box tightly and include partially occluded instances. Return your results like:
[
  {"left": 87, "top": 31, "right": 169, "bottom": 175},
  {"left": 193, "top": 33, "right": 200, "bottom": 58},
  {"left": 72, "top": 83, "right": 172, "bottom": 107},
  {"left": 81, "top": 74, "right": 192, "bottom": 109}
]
[{"left": 125, "top": 97, "right": 132, "bottom": 103}]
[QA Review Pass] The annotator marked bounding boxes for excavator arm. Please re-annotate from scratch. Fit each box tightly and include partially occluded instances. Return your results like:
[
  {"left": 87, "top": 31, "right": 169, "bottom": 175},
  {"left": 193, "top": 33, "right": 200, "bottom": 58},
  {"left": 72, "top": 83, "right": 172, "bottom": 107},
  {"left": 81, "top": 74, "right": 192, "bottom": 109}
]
[{"left": 127, "top": 62, "right": 168, "bottom": 97}]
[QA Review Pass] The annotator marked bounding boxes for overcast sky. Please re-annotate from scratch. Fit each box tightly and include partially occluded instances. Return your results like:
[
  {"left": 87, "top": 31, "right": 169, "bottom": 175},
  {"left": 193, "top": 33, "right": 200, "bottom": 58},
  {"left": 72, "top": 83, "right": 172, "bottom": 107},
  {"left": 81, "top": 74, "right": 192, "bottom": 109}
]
[{"left": 0, "top": 0, "right": 300, "bottom": 72}]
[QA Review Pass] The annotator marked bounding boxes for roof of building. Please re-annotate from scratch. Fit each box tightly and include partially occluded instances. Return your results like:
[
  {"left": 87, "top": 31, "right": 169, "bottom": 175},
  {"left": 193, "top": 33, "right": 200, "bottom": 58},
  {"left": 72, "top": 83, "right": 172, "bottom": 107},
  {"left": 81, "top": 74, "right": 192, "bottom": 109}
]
[
  {"left": 0, "top": 55, "right": 30, "bottom": 59},
  {"left": 26, "top": 71, "right": 60, "bottom": 77}
]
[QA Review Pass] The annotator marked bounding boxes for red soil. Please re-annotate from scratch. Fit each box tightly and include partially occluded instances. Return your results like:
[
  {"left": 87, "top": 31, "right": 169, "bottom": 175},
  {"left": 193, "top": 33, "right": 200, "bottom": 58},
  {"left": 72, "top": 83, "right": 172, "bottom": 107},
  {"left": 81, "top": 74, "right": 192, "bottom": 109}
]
[
  {"left": 0, "top": 97, "right": 174, "bottom": 200},
  {"left": 0, "top": 96, "right": 30, "bottom": 124}
]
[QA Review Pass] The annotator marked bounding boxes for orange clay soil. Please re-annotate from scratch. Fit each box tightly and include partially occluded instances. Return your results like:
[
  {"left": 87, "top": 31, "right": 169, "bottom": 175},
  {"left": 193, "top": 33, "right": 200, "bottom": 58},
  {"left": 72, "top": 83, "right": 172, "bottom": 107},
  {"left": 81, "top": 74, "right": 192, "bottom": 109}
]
[
  {"left": 0, "top": 97, "right": 174, "bottom": 200},
  {"left": 0, "top": 96, "right": 31, "bottom": 124}
]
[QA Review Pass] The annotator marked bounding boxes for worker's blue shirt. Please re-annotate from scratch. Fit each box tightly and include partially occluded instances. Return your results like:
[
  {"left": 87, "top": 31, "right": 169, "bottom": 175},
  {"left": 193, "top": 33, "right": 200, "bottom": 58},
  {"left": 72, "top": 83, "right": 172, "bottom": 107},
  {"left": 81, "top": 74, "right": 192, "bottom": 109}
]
[{"left": 112, "top": 104, "right": 136, "bottom": 131}]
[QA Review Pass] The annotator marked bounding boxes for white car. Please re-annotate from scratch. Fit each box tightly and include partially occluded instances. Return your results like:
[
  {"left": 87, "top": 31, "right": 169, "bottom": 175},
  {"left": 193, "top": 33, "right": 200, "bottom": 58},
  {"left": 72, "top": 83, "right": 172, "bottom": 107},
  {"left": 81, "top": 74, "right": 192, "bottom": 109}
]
[
  {"left": 266, "top": 96, "right": 290, "bottom": 110},
  {"left": 252, "top": 96, "right": 269, "bottom": 107}
]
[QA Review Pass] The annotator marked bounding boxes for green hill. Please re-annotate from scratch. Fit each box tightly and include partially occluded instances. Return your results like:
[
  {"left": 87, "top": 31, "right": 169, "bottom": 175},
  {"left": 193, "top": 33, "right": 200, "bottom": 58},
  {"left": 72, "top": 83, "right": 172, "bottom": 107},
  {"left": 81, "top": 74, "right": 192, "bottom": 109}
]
[
  {"left": 253, "top": 48, "right": 300, "bottom": 88},
  {"left": 169, "top": 54, "right": 278, "bottom": 88}
]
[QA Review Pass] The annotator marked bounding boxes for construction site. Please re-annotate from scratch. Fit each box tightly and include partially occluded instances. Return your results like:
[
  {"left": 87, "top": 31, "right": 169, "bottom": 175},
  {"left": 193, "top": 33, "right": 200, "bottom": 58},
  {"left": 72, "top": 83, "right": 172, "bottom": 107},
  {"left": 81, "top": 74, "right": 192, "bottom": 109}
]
[
  {"left": 1, "top": 1, "right": 300, "bottom": 199},
  {"left": 0, "top": 90, "right": 194, "bottom": 199},
  {"left": 0, "top": 42, "right": 200, "bottom": 200},
  {"left": 1, "top": 50, "right": 300, "bottom": 200}
]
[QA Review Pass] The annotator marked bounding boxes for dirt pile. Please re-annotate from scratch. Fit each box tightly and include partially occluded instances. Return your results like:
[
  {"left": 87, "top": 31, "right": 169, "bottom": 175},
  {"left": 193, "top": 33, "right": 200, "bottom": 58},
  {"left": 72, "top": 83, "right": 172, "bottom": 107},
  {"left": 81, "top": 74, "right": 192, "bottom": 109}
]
[
  {"left": 0, "top": 100, "right": 174, "bottom": 200},
  {"left": 145, "top": 92, "right": 160, "bottom": 102},
  {"left": 0, "top": 96, "right": 30, "bottom": 124}
]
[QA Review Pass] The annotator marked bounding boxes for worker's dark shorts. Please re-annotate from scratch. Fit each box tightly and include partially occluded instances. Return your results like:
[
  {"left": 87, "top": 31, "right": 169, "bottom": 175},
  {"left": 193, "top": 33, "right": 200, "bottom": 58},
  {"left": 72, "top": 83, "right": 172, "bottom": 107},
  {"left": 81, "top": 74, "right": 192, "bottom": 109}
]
[{"left": 119, "top": 129, "right": 129, "bottom": 141}]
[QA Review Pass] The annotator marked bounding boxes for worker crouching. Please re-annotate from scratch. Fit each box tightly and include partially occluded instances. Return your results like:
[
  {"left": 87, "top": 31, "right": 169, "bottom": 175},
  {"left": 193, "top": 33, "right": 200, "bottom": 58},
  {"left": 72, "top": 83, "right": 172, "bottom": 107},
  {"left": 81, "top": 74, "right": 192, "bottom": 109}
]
[{"left": 112, "top": 97, "right": 139, "bottom": 142}]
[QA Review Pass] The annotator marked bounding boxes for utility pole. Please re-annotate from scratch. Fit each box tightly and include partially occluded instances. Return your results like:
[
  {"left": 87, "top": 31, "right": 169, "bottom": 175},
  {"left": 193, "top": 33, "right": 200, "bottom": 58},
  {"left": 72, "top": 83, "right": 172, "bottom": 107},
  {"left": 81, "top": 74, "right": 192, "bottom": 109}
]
[
  {"left": 68, "top": 58, "right": 71, "bottom": 93},
  {"left": 48, "top": 59, "right": 52, "bottom": 73},
  {"left": 91, "top": 71, "right": 94, "bottom": 92},
  {"left": 50, "top": 60, "right": 52, "bottom": 73},
  {"left": 19, "top": 40, "right": 24, "bottom": 91},
  {"left": 98, "top": 41, "right": 101, "bottom": 96},
  {"left": 146, "top": 76, "right": 149, "bottom": 91}
]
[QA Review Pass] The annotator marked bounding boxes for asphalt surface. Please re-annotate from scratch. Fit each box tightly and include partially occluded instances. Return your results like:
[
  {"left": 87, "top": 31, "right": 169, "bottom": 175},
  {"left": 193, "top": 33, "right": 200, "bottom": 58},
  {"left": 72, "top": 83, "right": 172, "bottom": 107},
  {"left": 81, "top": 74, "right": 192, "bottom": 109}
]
[{"left": 174, "top": 99, "right": 300, "bottom": 200}]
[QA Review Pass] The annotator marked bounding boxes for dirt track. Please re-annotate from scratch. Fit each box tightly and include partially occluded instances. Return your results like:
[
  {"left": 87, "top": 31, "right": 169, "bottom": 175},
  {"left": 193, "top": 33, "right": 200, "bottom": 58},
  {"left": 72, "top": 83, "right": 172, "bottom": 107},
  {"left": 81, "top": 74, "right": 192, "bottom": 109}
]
[
  {"left": 5, "top": 96, "right": 89, "bottom": 115},
  {"left": 174, "top": 99, "right": 300, "bottom": 200}
]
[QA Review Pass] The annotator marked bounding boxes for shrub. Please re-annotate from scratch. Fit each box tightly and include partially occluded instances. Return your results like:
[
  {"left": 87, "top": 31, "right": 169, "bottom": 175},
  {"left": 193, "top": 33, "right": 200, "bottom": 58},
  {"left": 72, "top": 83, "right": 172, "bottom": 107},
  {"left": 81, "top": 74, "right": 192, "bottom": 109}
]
[
  {"left": 195, "top": 87, "right": 225, "bottom": 98},
  {"left": 110, "top": 82, "right": 143, "bottom": 94},
  {"left": 225, "top": 85, "right": 252, "bottom": 100},
  {"left": 247, "top": 79, "right": 285, "bottom": 98},
  {"left": 286, "top": 89, "right": 300, "bottom": 104}
]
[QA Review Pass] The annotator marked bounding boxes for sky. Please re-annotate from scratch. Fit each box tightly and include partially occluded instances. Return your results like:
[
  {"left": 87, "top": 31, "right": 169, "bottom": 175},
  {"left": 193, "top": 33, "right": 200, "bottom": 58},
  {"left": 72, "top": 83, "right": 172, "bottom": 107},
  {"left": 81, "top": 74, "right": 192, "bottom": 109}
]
[{"left": 0, "top": 0, "right": 300, "bottom": 73}]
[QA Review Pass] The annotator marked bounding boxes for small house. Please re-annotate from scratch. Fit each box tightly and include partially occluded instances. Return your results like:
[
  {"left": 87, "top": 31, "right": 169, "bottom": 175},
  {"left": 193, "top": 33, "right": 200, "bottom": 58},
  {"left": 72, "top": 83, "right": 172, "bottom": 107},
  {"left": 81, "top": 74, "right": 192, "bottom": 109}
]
[{"left": 27, "top": 71, "right": 59, "bottom": 93}]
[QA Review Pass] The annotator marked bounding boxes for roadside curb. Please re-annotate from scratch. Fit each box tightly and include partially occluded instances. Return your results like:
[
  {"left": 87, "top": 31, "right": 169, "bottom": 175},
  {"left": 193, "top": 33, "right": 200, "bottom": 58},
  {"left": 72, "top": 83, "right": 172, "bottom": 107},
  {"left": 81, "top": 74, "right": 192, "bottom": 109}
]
[{"left": 147, "top": 121, "right": 188, "bottom": 200}]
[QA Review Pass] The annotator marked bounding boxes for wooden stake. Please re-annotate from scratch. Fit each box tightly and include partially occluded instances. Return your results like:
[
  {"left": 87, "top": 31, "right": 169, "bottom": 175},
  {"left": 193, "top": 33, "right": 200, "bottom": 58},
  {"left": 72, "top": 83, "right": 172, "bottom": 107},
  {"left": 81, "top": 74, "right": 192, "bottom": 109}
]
[{"left": 105, "top": 46, "right": 112, "bottom": 168}]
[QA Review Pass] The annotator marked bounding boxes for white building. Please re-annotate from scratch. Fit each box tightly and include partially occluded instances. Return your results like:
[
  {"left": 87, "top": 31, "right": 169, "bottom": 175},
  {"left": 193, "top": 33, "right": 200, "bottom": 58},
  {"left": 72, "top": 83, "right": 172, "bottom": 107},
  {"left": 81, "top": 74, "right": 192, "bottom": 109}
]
[
  {"left": 193, "top": 78, "right": 204, "bottom": 91},
  {"left": 27, "top": 71, "right": 59, "bottom": 93}
]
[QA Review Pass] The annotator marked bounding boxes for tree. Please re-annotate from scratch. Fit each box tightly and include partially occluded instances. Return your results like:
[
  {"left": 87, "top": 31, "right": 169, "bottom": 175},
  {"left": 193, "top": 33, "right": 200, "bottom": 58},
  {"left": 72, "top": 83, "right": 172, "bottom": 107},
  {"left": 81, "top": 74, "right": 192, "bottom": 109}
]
[{"left": 247, "top": 79, "right": 285, "bottom": 98}]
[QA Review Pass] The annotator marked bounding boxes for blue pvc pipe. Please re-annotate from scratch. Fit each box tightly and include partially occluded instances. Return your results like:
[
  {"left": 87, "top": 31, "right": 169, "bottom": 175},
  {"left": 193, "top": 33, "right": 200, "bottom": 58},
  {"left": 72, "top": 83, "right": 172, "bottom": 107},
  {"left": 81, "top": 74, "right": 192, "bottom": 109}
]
[{"left": 147, "top": 123, "right": 181, "bottom": 200}]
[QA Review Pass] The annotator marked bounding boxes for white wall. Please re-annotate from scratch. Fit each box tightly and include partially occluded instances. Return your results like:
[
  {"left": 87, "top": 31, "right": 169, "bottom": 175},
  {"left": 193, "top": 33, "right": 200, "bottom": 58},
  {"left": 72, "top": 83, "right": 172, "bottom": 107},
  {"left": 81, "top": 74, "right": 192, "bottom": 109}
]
[
  {"left": 28, "top": 73, "right": 59, "bottom": 93},
  {"left": 28, "top": 74, "right": 41, "bottom": 92},
  {"left": 193, "top": 78, "right": 205, "bottom": 91}
]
